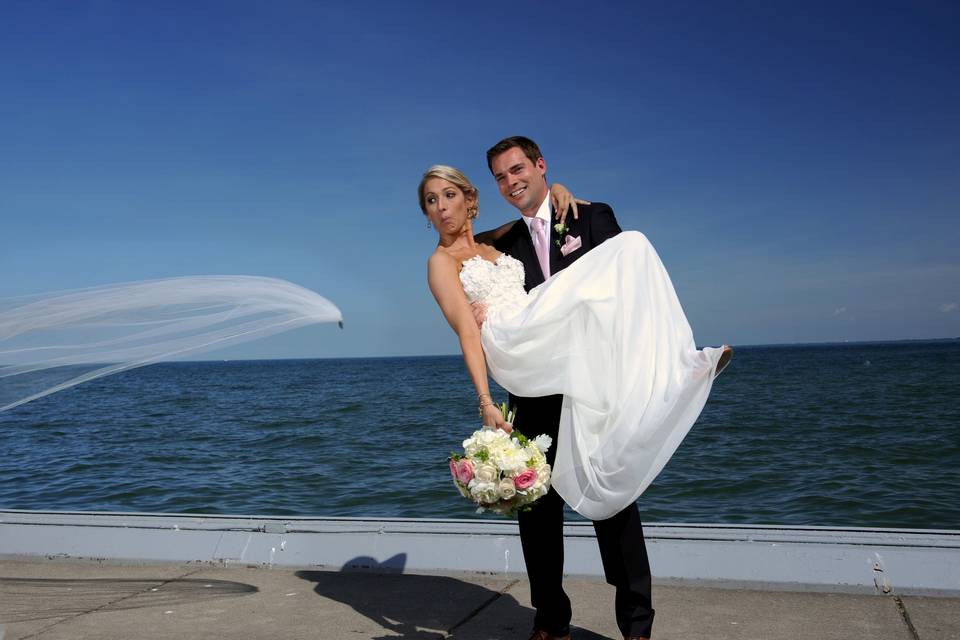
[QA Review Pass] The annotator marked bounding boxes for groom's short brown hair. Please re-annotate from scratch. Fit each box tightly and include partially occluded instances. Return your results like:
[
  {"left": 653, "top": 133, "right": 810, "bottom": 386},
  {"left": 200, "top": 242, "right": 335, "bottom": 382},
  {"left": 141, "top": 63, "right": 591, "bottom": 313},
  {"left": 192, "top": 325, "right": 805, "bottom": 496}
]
[{"left": 486, "top": 136, "right": 543, "bottom": 172}]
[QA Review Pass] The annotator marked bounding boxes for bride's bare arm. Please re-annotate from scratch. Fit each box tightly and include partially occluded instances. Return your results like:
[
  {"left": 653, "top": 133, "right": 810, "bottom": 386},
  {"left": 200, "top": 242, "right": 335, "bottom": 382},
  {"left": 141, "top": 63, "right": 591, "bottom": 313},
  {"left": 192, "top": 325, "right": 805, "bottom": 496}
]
[
  {"left": 550, "top": 182, "right": 590, "bottom": 225},
  {"left": 427, "top": 253, "right": 509, "bottom": 431}
]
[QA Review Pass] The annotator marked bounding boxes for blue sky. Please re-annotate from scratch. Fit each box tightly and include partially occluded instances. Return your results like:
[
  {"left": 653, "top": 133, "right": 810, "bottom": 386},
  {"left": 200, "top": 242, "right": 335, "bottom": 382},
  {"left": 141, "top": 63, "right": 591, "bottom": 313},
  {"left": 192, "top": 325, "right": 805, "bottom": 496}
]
[{"left": 1, "top": 1, "right": 957, "bottom": 358}]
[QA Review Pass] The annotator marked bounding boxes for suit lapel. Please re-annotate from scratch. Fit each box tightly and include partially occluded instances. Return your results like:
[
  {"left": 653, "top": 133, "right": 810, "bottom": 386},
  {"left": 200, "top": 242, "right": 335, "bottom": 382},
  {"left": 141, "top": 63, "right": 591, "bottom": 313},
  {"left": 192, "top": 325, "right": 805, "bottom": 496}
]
[{"left": 549, "top": 214, "right": 563, "bottom": 274}]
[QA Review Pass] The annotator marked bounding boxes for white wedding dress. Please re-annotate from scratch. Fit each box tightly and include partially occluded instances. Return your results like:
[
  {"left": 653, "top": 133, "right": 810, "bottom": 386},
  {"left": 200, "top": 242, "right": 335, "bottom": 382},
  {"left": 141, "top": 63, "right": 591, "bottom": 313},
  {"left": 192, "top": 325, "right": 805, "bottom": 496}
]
[{"left": 460, "top": 231, "right": 724, "bottom": 520}]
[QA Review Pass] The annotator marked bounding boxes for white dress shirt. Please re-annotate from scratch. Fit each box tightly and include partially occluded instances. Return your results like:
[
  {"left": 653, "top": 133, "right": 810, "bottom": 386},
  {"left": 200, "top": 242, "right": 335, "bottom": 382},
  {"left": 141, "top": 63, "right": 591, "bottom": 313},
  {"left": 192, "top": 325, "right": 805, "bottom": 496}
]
[{"left": 522, "top": 193, "right": 553, "bottom": 239}]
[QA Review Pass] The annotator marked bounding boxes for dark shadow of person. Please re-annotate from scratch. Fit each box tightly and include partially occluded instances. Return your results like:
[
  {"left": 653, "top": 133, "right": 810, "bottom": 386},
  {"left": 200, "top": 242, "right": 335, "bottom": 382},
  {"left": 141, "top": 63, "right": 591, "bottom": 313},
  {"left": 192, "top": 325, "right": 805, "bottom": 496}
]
[{"left": 296, "top": 554, "right": 611, "bottom": 640}]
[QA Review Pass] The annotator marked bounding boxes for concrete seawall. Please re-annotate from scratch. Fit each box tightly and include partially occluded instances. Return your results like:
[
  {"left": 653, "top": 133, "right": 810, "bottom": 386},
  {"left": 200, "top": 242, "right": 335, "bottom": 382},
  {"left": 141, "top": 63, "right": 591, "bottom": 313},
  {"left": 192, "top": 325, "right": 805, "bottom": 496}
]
[{"left": 2, "top": 510, "right": 958, "bottom": 595}]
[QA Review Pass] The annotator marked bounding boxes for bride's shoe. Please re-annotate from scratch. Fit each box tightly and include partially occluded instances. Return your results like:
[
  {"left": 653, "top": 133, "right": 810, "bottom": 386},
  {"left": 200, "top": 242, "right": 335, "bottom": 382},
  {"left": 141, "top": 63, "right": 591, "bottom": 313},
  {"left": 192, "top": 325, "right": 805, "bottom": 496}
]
[{"left": 715, "top": 345, "right": 733, "bottom": 377}]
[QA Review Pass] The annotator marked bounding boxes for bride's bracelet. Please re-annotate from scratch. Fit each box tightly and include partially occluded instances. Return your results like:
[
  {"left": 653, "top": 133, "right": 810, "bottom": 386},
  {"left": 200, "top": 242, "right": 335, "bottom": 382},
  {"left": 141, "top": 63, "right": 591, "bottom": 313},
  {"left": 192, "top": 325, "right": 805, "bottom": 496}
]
[{"left": 478, "top": 394, "right": 495, "bottom": 417}]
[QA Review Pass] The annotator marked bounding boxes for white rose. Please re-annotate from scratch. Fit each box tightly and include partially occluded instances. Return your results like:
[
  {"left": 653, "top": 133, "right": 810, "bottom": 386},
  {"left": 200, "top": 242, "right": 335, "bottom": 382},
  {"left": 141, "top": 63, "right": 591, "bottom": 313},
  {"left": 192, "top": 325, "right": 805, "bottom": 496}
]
[
  {"left": 498, "top": 478, "right": 517, "bottom": 500},
  {"left": 474, "top": 463, "right": 498, "bottom": 483}
]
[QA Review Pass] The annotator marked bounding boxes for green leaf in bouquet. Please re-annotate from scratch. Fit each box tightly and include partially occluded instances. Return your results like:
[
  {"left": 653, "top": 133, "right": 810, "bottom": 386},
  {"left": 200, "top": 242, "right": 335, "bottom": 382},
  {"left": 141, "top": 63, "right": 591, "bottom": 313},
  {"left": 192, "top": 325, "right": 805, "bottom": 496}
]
[
  {"left": 475, "top": 448, "right": 489, "bottom": 462},
  {"left": 499, "top": 401, "right": 517, "bottom": 425}
]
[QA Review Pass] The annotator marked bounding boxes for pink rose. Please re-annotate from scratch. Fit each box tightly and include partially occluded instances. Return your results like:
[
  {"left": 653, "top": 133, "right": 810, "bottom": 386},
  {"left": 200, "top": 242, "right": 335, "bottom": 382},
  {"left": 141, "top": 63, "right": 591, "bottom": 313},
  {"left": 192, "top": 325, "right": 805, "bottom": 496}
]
[
  {"left": 513, "top": 469, "right": 537, "bottom": 490},
  {"left": 456, "top": 459, "right": 474, "bottom": 485},
  {"left": 449, "top": 459, "right": 459, "bottom": 482}
]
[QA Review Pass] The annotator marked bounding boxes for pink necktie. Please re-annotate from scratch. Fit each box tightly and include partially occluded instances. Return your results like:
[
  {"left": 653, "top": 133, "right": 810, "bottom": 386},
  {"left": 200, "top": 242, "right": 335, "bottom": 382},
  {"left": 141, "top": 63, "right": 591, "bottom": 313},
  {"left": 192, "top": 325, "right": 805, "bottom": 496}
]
[{"left": 532, "top": 217, "right": 551, "bottom": 279}]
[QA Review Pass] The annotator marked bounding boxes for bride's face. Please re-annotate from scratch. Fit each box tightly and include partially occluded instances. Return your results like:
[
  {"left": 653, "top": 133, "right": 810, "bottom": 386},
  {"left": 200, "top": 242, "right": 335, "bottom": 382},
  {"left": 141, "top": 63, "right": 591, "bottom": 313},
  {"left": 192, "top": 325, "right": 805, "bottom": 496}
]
[{"left": 422, "top": 178, "right": 474, "bottom": 234}]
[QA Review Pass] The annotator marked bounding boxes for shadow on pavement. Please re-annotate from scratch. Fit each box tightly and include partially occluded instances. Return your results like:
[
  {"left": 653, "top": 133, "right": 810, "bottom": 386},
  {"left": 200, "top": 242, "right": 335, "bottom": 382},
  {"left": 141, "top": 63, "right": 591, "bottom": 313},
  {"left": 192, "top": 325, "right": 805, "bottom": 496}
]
[
  {"left": 297, "top": 554, "right": 612, "bottom": 640},
  {"left": 0, "top": 576, "right": 258, "bottom": 623}
]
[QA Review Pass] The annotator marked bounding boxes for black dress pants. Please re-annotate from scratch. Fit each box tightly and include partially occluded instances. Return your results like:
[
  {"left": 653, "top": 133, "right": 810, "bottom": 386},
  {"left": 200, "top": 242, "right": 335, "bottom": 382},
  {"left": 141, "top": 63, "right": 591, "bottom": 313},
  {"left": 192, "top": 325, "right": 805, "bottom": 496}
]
[{"left": 513, "top": 393, "right": 654, "bottom": 638}]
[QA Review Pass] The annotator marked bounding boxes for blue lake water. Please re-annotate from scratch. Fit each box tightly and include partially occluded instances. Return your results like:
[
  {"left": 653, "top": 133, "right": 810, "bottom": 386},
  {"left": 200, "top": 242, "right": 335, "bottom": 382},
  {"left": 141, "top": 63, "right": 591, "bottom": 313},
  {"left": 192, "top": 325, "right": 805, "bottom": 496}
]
[{"left": 1, "top": 340, "right": 958, "bottom": 528}]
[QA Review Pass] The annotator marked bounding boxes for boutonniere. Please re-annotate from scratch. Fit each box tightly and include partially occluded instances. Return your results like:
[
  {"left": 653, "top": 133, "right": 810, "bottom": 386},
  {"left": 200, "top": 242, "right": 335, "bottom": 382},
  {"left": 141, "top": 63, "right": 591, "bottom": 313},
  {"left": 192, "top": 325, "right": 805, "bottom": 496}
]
[{"left": 553, "top": 222, "right": 570, "bottom": 246}]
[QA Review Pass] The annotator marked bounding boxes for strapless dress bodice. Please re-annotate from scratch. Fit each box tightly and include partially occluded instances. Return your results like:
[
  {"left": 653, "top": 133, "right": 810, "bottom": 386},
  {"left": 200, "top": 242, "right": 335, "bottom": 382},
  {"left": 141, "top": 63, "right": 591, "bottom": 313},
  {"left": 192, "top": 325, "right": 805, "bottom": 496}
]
[{"left": 459, "top": 254, "right": 528, "bottom": 317}]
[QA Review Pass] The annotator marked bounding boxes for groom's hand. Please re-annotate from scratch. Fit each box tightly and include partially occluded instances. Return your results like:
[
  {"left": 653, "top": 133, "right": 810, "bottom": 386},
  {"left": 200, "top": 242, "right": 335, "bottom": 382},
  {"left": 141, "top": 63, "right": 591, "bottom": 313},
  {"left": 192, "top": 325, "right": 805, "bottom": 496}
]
[{"left": 471, "top": 301, "right": 487, "bottom": 328}]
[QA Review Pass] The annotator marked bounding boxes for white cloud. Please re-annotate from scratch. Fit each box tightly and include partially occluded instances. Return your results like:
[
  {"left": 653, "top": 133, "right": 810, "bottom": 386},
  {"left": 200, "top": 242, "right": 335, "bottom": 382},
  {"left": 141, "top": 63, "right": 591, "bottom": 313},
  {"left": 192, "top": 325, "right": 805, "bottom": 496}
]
[
  {"left": 833, "top": 306, "right": 847, "bottom": 316},
  {"left": 941, "top": 302, "right": 959, "bottom": 313}
]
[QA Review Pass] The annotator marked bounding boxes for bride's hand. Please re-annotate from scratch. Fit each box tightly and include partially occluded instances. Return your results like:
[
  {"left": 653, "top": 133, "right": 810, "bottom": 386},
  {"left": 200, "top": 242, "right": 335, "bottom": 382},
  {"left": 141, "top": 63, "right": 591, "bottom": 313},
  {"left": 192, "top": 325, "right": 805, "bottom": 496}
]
[
  {"left": 550, "top": 182, "right": 591, "bottom": 226},
  {"left": 470, "top": 301, "right": 487, "bottom": 328},
  {"left": 482, "top": 403, "right": 512, "bottom": 433}
]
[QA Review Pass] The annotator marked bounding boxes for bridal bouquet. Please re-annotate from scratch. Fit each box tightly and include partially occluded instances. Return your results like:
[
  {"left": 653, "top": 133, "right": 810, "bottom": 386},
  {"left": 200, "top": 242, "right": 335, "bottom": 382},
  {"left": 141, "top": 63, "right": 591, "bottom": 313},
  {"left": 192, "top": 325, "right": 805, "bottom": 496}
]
[{"left": 449, "top": 404, "right": 553, "bottom": 515}]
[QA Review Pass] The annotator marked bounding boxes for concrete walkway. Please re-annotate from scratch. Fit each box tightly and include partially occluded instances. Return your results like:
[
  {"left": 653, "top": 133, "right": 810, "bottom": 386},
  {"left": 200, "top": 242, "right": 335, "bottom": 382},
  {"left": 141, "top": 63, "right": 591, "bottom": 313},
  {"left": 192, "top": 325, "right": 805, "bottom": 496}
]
[{"left": 1, "top": 559, "right": 957, "bottom": 640}]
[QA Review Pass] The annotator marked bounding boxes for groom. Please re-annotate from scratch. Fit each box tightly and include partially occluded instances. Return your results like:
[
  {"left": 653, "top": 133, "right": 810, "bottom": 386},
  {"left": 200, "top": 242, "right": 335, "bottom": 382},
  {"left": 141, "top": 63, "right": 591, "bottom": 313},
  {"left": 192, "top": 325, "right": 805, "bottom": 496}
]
[{"left": 476, "top": 136, "right": 654, "bottom": 640}]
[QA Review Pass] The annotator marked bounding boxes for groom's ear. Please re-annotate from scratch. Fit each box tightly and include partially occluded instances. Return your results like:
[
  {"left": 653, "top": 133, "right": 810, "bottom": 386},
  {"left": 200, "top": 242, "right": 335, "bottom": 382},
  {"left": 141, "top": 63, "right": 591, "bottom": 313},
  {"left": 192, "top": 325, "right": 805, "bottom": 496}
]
[{"left": 535, "top": 156, "right": 547, "bottom": 178}]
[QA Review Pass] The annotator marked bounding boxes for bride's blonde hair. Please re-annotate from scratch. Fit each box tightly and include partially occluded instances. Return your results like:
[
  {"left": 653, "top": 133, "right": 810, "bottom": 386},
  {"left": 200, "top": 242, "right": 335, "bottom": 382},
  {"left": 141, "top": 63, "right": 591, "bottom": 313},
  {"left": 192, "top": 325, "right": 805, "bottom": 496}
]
[{"left": 418, "top": 165, "right": 479, "bottom": 219}]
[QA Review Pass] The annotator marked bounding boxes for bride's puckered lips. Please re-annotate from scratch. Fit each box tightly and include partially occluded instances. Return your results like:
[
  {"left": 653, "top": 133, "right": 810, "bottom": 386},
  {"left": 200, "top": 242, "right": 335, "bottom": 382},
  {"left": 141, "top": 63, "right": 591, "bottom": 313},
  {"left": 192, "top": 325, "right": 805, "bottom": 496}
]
[{"left": 422, "top": 177, "right": 473, "bottom": 233}]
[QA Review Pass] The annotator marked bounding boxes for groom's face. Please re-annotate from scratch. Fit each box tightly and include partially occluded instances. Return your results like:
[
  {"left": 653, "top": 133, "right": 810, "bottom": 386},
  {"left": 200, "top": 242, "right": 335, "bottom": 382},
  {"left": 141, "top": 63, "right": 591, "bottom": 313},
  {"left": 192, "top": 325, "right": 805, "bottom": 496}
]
[{"left": 490, "top": 147, "right": 548, "bottom": 217}]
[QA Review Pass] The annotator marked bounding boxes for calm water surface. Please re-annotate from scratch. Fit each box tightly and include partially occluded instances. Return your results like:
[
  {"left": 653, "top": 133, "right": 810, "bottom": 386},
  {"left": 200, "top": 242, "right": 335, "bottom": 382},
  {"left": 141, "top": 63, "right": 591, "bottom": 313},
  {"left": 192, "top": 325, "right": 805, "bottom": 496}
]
[{"left": 1, "top": 341, "right": 958, "bottom": 528}]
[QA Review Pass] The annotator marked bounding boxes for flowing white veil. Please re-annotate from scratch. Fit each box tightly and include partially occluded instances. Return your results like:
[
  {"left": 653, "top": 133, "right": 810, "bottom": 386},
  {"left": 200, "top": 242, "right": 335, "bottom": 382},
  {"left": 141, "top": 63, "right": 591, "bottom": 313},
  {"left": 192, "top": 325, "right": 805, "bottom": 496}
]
[{"left": 0, "top": 276, "right": 342, "bottom": 412}]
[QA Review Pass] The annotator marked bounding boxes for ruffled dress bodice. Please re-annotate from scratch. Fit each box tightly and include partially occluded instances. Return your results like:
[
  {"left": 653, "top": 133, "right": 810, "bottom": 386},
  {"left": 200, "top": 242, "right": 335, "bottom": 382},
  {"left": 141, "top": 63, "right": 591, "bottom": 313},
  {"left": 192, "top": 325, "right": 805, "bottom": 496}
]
[{"left": 459, "top": 254, "right": 528, "bottom": 318}]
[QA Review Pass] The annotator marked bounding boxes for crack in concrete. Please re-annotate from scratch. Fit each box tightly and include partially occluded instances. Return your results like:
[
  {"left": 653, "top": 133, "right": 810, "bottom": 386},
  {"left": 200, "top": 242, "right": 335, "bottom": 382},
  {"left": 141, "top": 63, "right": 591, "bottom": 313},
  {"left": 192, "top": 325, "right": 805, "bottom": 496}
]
[
  {"left": 893, "top": 595, "right": 921, "bottom": 640},
  {"left": 445, "top": 579, "right": 520, "bottom": 638},
  {"left": 19, "top": 567, "right": 205, "bottom": 640}
]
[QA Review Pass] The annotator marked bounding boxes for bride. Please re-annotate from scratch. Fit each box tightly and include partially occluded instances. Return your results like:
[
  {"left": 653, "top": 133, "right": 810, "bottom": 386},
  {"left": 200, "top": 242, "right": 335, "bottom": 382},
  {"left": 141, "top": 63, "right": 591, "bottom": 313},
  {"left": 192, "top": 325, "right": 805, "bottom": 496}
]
[{"left": 420, "top": 164, "right": 731, "bottom": 521}]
